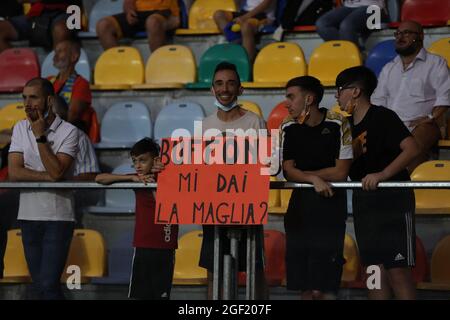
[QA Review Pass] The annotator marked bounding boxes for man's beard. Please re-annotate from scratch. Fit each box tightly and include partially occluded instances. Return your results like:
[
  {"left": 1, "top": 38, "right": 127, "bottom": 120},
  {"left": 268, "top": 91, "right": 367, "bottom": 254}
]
[{"left": 395, "top": 42, "right": 420, "bottom": 56}]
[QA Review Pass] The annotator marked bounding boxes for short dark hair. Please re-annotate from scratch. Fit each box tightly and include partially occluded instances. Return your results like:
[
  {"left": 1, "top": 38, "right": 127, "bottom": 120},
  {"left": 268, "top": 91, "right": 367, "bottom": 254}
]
[
  {"left": 52, "top": 95, "right": 69, "bottom": 120},
  {"left": 286, "top": 76, "right": 324, "bottom": 104},
  {"left": 213, "top": 61, "right": 241, "bottom": 85},
  {"left": 336, "top": 66, "right": 378, "bottom": 98},
  {"left": 130, "top": 138, "right": 160, "bottom": 158},
  {"left": 25, "top": 77, "right": 55, "bottom": 97}
]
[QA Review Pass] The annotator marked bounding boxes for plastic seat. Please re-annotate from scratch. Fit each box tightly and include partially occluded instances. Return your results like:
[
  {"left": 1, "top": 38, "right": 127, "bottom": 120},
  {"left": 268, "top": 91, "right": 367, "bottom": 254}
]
[
  {"left": 41, "top": 48, "right": 91, "bottom": 82},
  {"left": 268, "top": 176, "right": 281, "bottom": 213},
  {"left": 176, "top": 0, "right": 237, "bottom": 35},
  {"left": 428, "top": 38, "right": 450, "bottom": 68},
  {"left": 418, "top": 235, "right": 450, "bottom": 290},
  {"left": 186, "top": 43, "right": 251, "bottom": 89},
  {"left": 242, "top": 42, "right": 307, "bottom": 88},
  {"left": 173, "top": 230, "right": 207, "bottom": 285},
  {"left": 341, "top": 234, "right": 361, "bottom": 282},
  {"left": 308, "top": 41, "right": 362, "bottom": 86},
  {"left": 0, "top": 102, "right": 25, "bottom": 131},
  {"left": 270, "top": 178, "right": 291, "bottom": 215},
  {"left": 133, "top": 45, "right": 196, "bottom": 89},
  {"left": 238, "top": 100, "right": 263, "bottom": 117},
  {"left": 410, "top": 161, "right": 450, "bottom": 214},
  {"left": 95, "top": 101, "right": 152, "bottom": 149},
  {"left": 91, "top": 47, "right": 144, "bottom": 90},
  {"left": 0, "top": 48, "right": 40, "bottom": 93},
  {"left": 412, "top": 236, "right": 429, "bottom": 283},
  {"left": 400, "top": 0, "right": 449, "bottom": 27},
  {"left": 0, "top": 229, "right": 31, "bottom": 283},
  {"left": 78, "top": 0, "right": 123, "bottom": 37},
  {"left": 365, "top": 40, "right": 396, "bottom": 77},
  {"left": 153, "top": 101, "right": 205, "bottom": 144},
  {"left": 267, "top": 101, "right": 289, "bottom": 131}
]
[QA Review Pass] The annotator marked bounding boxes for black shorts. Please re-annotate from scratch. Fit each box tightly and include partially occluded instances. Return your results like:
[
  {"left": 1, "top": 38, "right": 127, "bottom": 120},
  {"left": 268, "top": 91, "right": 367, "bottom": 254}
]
[
  {"left": 8, "top": 12, "right": 69, "bottom": 40},
  {"left": 112, "top": 10, "right": 171, "bottom": 38},
  {"left": 353, "top": 189, "right": 416, "bottom": 269},
  {"left": 199, "top": 225, "right": 265, "bottom": 273},
  {"left": 232, "top": 10, "right": 267, "bottom": 21},
  {"left": 128, "top": 248, "right": 175, "bottom": 300},
  {"left": 284, "top": 189, "right": 347, "bottom": 292}
]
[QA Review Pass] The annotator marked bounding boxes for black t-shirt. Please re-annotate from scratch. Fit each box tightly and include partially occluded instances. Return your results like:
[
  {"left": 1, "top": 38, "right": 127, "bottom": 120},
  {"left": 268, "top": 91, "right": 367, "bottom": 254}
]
[
  {"left": 282, "top": 108, "right": 353, "bottom": 171},
  {"left": 350, "top": 105, "right": 411, "bottom": 182}
]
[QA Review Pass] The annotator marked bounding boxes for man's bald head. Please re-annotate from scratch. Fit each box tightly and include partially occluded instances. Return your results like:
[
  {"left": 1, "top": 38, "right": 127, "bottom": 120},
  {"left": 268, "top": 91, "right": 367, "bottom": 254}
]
[{"left": 399, "top": 21, "right": 423, "bottom": 35}]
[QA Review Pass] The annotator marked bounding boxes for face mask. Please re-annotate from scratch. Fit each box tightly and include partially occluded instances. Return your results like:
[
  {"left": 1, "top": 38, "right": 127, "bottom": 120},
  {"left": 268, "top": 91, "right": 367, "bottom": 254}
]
[
  {"left": 297, "top": 98, "right": 311, "bottom": 124},
  {"left": 214, "top": 98, "right": 239, "bottom": 112}
]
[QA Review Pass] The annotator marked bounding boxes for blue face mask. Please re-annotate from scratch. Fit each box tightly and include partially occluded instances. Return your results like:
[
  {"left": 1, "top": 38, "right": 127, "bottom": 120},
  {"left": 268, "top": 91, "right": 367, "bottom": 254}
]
[{"left": 214, "top": 98, "right": 239, "bottom": 112}]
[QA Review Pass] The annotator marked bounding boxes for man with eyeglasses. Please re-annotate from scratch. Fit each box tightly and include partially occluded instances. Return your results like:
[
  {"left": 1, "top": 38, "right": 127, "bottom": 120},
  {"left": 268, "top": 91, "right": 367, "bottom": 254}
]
[{"left": 371, "top": 20, "right": 450, "bottom": 173}]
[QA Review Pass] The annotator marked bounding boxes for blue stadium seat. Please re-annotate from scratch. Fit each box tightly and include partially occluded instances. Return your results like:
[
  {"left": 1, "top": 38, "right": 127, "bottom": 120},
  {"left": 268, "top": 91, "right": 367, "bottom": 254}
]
[
  {"left": 78, "top": 0, "right": 123, "bottom": 37},
  {"left": 365, "top": 40, "right": 396, "bottom": 77},
  {"left": 95, "top": 101, "right": 152, "bottom": 149},
  {"left": 41, "top": 48, "right": 91, "bottom": 82},
  {"left": 153, "top": 101, "right": 205, "bottom": 144}
]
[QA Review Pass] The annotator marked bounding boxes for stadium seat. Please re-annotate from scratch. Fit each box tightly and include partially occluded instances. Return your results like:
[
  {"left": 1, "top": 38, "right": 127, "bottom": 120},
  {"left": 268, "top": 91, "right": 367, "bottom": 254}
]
[
  {"left": 238, "top": 100, "right": 263, "bottom": 117},
  {"left": 308, "top": 41, "right": 362, "bottom": 86},
  {"left": 270, "top": 178, "right": 291, "bottom": 215},
  {"left": 0, "top": 229, "right": 31, "bottom": 283},
  {"left": 242, "top": 42, "right": 307, "bottom": 88},
  {"left": 365, "top": 40, "right": 396, "bottom": 77},
  {"left": 173, "top": 230, "right": 207, "bottom": 285},
  {"left": 176, "top": 0, "right": 237, "bottom": 35},
  {"left": 78, "top": 0, "right": 123, "bottom": 37},
  {"left": 186, "top": 43, "right": 251, "bottom": 89},
  {"left": 0, "top": 48, "right": 40, "bottom": 93},
  {"left": 268, "top": 176, "right": 281, "bottom": 213},
  {"left": 267, "top": 101, "right": 289, "bottom": 131},
  {"left": 61, "top": 229, "right": 108, "bottom": 283},
  {"left": 153, "top": 101, "right": 205, "bottom": 144},
  {"left": 41, "top": 48, "right": 91, "bottom": 82},
  {"left": 341, "top": 234, "right": 362, "bottom": 285},
  {"left": 428, "top": 38, "right": 450, "bottom": 68},
  {"left": 92, "top": 47, "right": 144, "bottom": 90},
  {"left": 95, "top": 101, "right": 152, "bottom": 149},
  {"left": 133, "top": 45, "right": 196, "bottom": 89},
  {"left": 412, "top": 236, "right": 429, "bottom": 283},
  {"left": 0, "top": 102, "right": 25, "bottom": 132},
  {"left": 410, "top": 161, "right": 450, "bottom": 214},
  {"left": 87, "top": 161, "right": 136, "bottom": 215},
  {"left": 418, "top": 235, "right": 450, "bottom": 290},
  {"left": 400, "top": 0, "right": 449, "bottom": 27}
]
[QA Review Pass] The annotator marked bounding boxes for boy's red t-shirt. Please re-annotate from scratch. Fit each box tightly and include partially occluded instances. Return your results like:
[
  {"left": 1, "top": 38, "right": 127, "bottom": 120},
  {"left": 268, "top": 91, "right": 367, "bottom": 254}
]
[{"left": 133, "top": 189, "right": 178, "bottom": 249}]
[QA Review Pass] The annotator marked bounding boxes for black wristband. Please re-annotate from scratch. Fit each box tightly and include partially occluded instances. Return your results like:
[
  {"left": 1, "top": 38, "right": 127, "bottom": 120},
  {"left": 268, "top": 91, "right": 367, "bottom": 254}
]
[{"left": 36, "top": 135, "right": 47, "bottom": 144}]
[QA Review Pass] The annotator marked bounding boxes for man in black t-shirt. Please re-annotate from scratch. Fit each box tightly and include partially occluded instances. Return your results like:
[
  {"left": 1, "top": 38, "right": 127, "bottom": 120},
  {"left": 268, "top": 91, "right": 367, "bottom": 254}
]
[
  {"left": 335, "top": 66, "right": 420, "bottom": 300},
  {"left": 280, "top": 76, "right": 353, "bottom": 300}
]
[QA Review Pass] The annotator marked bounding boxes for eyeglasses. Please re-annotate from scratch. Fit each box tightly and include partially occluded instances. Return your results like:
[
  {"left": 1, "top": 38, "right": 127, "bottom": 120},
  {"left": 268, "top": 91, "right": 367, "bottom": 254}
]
[
  {"left": 394, "top": 30, "right": 419, "bottom": 38},
  {"left": 337, "top": 86, "right": 356, "bottom": 96}
]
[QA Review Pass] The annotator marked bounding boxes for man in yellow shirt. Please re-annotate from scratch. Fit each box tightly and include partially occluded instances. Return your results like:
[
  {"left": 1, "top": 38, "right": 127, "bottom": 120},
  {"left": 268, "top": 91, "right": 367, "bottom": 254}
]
[{"left": 96, "top": 0, "right": 180, "bottom": 52}]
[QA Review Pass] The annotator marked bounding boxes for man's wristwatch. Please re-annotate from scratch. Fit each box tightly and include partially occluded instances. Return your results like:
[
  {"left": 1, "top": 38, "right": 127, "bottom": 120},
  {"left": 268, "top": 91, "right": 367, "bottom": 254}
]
[
  {"left": 427, "top": 114, "right": 434, "bottom": 120},
  {"left": 36, "top": 135, "right": 47, "bottom": 144}
]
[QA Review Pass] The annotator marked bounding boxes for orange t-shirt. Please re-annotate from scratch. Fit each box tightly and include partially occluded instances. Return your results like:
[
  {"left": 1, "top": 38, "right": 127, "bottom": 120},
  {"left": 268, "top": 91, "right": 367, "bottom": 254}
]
[{"left": 135, "top": 0, "right": 179, "bottom": 16}]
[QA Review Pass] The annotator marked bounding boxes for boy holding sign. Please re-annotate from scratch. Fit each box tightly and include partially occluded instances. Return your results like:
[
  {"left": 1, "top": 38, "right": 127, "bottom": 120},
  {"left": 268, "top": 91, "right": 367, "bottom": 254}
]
[{"left": 95, "top": 138, "right": 178, "bottom": 300}]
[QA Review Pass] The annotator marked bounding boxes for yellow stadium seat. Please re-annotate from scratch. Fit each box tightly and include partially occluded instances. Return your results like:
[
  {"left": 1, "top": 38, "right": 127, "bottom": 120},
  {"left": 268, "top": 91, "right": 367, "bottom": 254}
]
[
  {"left": 428, "top": 37, "right": 450, "bottom": 68},
  {"left": 411, "top": 161, "right": 450, "bottom": 214},
  {"left": 308, "top": 41, "right": 362, "bottom": 86},
  {"left": 270, "top": 178, "right": 291, "bottom": 215},
  {"left": 133, "top": 45, "right": 196, "bottom": 89},
  {"left": 0, "top": 229, "right": 31, "bottom": 283},
  {"left": 176, "top": 0, "right": 237, "bottom": 35},
  {"left": 341, "top": 234, "right": 361, "bottom": 283},
  {"left": 0, "top": 102, "right": 25, "bottom": 131},
  {"left": 238, "top": 100, "right": 263, "bottom": 117},
  {"left": 268, "top": 176, "right": 281, "bottom": 213},
  {"left": 91, "top": 47, "right": 144, "bottom": 90},
  {"left": 242, "top": 42, "right": 307, "bottom": 88},
  {"left": 173, "top": 230, "right": 207, "bottom": 285},
  {"left": 61, "top": 229, "right": 108, "bottom": 284}
]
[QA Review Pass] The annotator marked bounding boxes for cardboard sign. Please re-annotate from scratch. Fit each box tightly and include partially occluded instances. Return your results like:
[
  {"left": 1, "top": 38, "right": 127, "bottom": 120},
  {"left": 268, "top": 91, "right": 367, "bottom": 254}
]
[{"left": 155, "top": 137, "right": 270, "bottom": 225}]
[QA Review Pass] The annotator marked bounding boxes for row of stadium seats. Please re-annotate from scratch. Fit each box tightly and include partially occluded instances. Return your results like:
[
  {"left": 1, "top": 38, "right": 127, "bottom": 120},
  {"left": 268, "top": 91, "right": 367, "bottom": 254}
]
[{"left": 1, "top": 36, "right": 448, "bottom": 94}]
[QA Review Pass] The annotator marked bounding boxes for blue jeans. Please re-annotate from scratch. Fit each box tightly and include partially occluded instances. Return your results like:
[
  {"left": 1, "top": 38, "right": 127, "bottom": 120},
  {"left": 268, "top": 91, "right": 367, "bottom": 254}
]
[
  {"left": 315, "top": 6, "right": 373, "bottom": 46},
  {"left": 20, "top": 220, "right": 74, "bottom": 300}
]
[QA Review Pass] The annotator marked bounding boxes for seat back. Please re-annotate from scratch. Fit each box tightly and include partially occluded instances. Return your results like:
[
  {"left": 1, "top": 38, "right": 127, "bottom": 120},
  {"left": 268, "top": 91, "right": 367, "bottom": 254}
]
[
  {"left": 267, "top": 101, "right": 289, "bottom": 131},
  {"left": 365, "top": 40, "right": 396, "bottom": 77},
  {"left": 99, "top": 101, "right": 152, "bottom": 147},
  {"left": 187, "top": 0, "right": 237, "bottom": 31},
  {"left": 87, "top": 0, "right": 123, "bottom": 33},
  {"left": 238, "top": 100, "right": 263, "bottom": 117},
  {"left": 430, "top": 235, "right": 450, "bottom": 284},
  {"left": 428, "top": 38, "right": 450, "bottom": 68},
  {"left": 263, "top": 230, "right": 286, "bottom": 286},
  {"left": 94, "top": 47, "right": 144, "bottom": 86},
  {"left": 173, "top": 230, "right": 207, "bottom": 284},
  {"left": 412, "top": 236, "right": 429, "bottom": 283},
  {"left": 41, "top": 48, "right": 91, "bottom": 82},
  {"left": 0, "top": 102, "right": 25, "bottom": 131},
  {"left": 153, "top": 101, "right": 205, "bottom": 144},
  {"left": 253, "top": 42, "right": 307, "bottom": 83},
  {"left": 309, "top": 41, "right": 362, "bottom": 86},
  {"left": 144, "top": 45, "right": 196, "bottom": 84},
  {"left": 401, "top": 0, "right": 449, "bottom": 27},
  {"left": 2, "top": 229, "right": 30, "bottom": 279},
  {"left": 0, "top": 48, "right": 40, "bottom": 92},
  {"left": 342, "top": 234, "right": 361, "bottom": 282},
  {"left": 410, "top": 161, "right": 450, "bottom": 214}
]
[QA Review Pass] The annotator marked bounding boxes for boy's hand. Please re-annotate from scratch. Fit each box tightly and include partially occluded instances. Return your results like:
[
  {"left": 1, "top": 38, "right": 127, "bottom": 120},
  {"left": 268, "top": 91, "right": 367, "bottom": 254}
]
[
  {"left": 361, "top": 172, "right": 386, "bottom": 191},
  {"left": 311, "top": 176, "right": 334, "bottom": 198},
  {"left": 137, "top": 173, "right": 155, "bottom": 185},
  {"left": 151, "top": 157, "right": 165, "bottom": 174}
]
